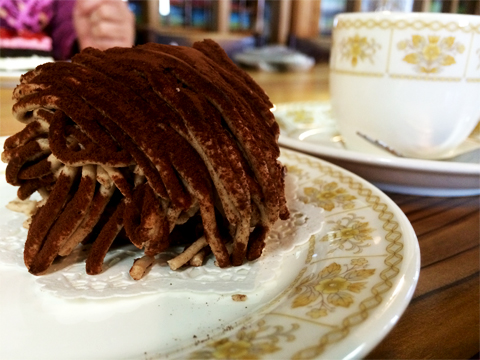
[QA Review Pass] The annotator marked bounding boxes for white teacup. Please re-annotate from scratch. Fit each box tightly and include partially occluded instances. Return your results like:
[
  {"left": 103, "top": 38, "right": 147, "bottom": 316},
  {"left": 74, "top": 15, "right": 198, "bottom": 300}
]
[{"left": 329, "top": 11, "right": 480, "bottom": 159}]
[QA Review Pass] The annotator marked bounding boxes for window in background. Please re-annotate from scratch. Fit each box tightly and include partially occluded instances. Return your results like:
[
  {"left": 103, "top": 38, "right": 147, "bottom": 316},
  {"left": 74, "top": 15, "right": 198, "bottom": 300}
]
[
  {"left": 155, "top": 0, "right": 213, "bottom": 29},
  {"left": 231, "top": 0, "right": 253, "bottom": 31},
  {"left": 128, "top": 0, "right": 148, "bottom": 24},
  {"left": 360, "top": 0, "right": 414, "bottom": 11},
  {"left": 319, "top": 0, "right": 346, "bottom": 36},
  {"left": 429, "top": 0, "right": 443, "bottom": 12},
  {"left": 456, "top": 0, "right": 478, "bottom": 14},
  {"left": 148, "top": 0, "right": 260, "bottom": 32}
]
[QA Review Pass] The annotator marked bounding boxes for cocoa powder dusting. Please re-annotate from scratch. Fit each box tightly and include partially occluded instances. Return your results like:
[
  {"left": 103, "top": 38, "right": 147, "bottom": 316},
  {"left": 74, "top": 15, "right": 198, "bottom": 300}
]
[{"left": 3, "top": 40, "right": 289, "bottom": 278}]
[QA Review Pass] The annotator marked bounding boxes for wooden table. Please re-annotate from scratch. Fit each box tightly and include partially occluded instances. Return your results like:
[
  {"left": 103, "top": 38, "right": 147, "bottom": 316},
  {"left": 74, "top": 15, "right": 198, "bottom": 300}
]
[{"left": 1, "top": 64, "right": 479, "bottom": 359}]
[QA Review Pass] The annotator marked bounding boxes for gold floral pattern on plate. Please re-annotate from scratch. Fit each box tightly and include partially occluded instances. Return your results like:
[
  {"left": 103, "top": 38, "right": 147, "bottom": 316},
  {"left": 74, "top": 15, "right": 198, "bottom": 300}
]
[
  {"left": 321, "top": 213, "right": 375, "bottom": 254},
  {"left": 291, "top": 258, "right": 375, "bottom": 319},
  {"left": 189, "top": 320, "right": 298, "bottom": 359},
  {"left": 398, "top": 35, "right": 465, "bottom": 74},
  {"left": 287, "top": 165, "right": 356, "bottom": 212},
  {"left": 286, "top": 109, "right": 315, "bottom": 126},
  {"left": 171, "top": 149, "right": 419, "bottom": 360},
  {"left": 302, "top": 181, "right": 356, "bottom": 212}
]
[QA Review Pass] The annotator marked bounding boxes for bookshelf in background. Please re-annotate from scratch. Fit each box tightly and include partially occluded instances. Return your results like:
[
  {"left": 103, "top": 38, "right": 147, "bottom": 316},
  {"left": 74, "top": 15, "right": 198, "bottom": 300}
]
[
  {"left": 128, "top": 0, "right": 479, "bottom": 62},
  {"left": 413, "top": 0, "right": 480, "bottom": 12},
  {"left": 129, "top": 0, "right": 271, "bottom": 57},
  {"left": 156, "top": 0, "right": 259, "bottom": 32},
  {"left": 130, "top": 0, "right": 265, "bottom": 36}
]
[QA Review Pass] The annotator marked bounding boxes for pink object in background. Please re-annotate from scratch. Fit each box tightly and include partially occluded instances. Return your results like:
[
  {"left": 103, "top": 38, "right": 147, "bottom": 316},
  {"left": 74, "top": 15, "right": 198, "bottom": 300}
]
[{"left": 0, "top": 0, "right": 76, "bottom": 60}]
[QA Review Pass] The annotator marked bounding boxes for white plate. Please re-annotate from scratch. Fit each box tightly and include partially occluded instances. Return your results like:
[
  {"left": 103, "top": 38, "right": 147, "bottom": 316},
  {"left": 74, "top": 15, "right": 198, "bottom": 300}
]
[
  {"left": 0, "top": 147, "right": 419, "bottom": 360},
  {"left": 275, "top": 101, "right": 480, "bottom": 197}
]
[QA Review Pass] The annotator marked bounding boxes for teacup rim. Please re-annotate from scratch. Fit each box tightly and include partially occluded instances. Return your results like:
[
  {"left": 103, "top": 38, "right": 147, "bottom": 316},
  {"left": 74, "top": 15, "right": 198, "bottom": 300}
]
[{"left": 334, "top": 11, "right": 480, "bottom": 22}]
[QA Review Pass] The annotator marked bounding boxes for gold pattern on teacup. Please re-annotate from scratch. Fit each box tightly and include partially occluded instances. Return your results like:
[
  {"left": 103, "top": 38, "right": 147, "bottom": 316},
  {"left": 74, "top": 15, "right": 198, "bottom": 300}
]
[
  {"left": 339, "top": 34, "right": 380, "bottom": 67},
  {"left": 336, "top": 18, "right": 480, "bottom": 34},
  {"left": 398, "top": 35, "right": 465, "bottom": 74}
]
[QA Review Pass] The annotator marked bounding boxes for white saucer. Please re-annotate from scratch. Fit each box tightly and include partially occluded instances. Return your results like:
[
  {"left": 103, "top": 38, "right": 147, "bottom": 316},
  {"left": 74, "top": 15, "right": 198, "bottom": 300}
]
[{"left": 275, "top": 101, "right": 480, "bottom": 197}]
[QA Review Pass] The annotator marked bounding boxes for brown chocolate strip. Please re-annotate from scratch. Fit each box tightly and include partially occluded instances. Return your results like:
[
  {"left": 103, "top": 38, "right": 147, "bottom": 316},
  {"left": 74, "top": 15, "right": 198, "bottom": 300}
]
[
  {"left": 140, "top": 184, "right": 169, "bottom": 257},
  {"left": 17, "top": 173, "right": 56, "bottom": 200},
  {"left": 193, "top": 40, "right": 274, "bottom": 110},
  {"left": 4, "top": 118, "right": 49, "bottom": 150},
  {"left": 85, "top": 200, "right": 125, "bottom": 275},
  {"left": 4, "top": 138, "right": 51, "bottom": 186},
  {"left": 29, "top": 165, "right": 96, "bottom": 275},
  {"left": 59, "top": 180, "right": 116, "bottom": 256},
  {"left": 24, "top": 166, "right": 79, "bottom": 269}
]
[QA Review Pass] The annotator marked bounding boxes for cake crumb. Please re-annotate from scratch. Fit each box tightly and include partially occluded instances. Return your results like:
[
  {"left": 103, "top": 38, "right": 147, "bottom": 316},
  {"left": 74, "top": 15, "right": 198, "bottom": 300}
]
[{"left": 232, "top": 294, "right": 247, "bottom": 302}]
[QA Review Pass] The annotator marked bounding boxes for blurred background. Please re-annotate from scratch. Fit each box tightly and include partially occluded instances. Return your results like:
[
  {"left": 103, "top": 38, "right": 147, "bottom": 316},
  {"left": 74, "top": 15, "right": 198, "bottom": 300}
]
[{"left": 129, "top": 0, "right": 480, "bottom": 61}]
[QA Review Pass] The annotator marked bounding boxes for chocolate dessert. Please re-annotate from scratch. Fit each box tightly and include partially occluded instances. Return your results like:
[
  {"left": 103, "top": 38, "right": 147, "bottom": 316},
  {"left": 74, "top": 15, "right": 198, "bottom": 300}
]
[{"left": 2, "top": 40, "right": 289, "bottom": 277}]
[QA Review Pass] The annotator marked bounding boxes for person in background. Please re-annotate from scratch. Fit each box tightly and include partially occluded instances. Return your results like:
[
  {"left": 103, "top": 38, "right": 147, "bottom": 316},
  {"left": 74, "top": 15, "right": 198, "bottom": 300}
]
[
  {"left": 73, "top": 0, "right": 135, "bottom": 55},
  {"left": 53, "top": 0, "right": 135, "bottom": 59},
  {"left": 1, "top": 0, "right": 135, "bottom": 60}
]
